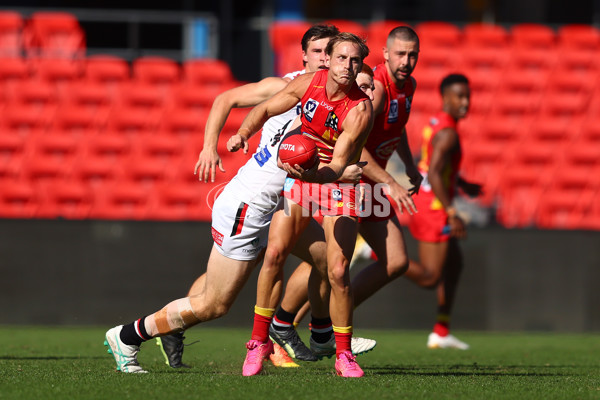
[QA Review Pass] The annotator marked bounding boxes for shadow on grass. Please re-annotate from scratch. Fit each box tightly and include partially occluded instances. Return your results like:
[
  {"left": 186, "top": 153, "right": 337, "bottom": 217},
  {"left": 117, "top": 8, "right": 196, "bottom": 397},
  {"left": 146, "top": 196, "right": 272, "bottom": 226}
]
[
  {"left": 367, "top": 364, "right": 581, "bottom": 377},
  {"left": 0, "top": 356, "right": 107, "bottom": 360}
]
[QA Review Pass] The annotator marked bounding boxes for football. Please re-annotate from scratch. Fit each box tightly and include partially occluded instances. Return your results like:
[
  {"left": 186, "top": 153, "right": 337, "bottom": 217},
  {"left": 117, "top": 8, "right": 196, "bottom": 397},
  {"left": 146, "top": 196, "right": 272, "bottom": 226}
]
[{"left": 278, "top": 134, "right": 318, "bottom": 169}]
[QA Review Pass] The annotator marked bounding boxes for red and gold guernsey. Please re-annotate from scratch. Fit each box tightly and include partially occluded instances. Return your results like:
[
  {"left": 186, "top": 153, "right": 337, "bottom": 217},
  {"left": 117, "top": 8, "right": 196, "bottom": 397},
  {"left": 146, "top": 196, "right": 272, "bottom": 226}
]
[
  {"left": 300, "top": 69, "right": 369, "bottom": 165},
  {"left": 283, "top": 69, "right": 369, "bottom": 218},
  {"left": 362, "top": 63, "right": 415, "bottom": 177},
  {"left": 417, "top": 111, "right": 462, "bottom": 209}
]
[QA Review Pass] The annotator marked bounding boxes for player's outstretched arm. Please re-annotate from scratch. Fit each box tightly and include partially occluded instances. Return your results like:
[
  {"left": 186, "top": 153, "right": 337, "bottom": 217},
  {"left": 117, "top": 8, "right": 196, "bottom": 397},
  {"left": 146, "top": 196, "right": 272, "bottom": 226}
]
[
  {"left": 227, "top": 73, "right": 312, "bottom": 154},
  {"left": 195, "top": 77, "right": 289, "bottom": 182},
  {"left": 361, "top": 147, "right": 418, "bottom": 215}
]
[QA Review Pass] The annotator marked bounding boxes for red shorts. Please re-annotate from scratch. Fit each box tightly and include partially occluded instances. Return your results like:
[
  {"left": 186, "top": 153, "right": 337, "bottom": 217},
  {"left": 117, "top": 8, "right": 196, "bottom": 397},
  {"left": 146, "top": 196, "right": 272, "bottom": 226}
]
[
  {"left": 282, "top": 177, "right": 359, "bottom": 218},
  {"left": 357, "top": 183, "right": 397, "bottom": 223},
  {"left": 408, "top": 191, "right": 450, "bottom": 242}
]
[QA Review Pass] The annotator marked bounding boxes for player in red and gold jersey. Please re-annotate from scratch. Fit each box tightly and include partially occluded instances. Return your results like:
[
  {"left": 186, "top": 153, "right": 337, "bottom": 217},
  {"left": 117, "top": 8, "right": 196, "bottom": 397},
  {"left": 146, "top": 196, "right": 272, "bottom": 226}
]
[
  {"left": 228, "top": 32, "right": 373, "bottom": 378},
  {"left": 407, "top": 73, "right": 482, "bottom": 349}
]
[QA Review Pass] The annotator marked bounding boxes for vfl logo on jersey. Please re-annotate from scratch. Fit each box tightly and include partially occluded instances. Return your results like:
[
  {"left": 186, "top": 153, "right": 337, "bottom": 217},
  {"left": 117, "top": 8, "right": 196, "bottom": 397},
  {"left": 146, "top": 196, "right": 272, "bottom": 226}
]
[
  {"left": 303, "top": 98, "right": 318, "bottom": 122},
  {"left": 405, "top": 95, "right": 412, "bottom": 114},
  {"left": 375, "top": 137, "right": 402, "bottom": 160},
  {"left": 284, "top": 177, "right": 295, "bottom": 192},
  {"left": 388, "top": 99, "right": 399, "bottom": 123},
  {"left": 332, "top": 189, "right": 342, "bottom": 201},
  {"left": 324, "top": 112, "right": 339, "bottom": 132}
]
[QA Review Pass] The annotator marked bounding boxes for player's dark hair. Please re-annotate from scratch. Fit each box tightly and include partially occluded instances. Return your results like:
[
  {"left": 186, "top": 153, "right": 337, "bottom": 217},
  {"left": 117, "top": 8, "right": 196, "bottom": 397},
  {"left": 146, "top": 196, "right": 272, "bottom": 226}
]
[
  {"left": 325, "top": 32, "right": 370, "bottom": 61},
  {"left": 387, "top": 26, "right": 419, "bottom": 46},
  {"left": 440, "top": 73, "right": 469, "bottom": 95},
  {"left": 301, "top": 24, "right": 340, "bottom": 52},
  {"left": 361, "top": 63, "right": 374, "bottom": 77}
]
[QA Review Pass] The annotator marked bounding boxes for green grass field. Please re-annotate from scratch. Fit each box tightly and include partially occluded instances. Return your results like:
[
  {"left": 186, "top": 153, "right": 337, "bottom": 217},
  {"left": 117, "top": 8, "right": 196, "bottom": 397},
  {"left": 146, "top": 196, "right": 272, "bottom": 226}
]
[{"left": 0, "top": 327, "right": 598, "bottom": 400}]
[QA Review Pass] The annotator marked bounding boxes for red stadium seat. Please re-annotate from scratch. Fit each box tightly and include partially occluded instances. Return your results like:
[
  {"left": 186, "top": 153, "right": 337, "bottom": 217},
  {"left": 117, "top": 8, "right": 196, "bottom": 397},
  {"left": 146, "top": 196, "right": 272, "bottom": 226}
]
[
  {"left": 272, "top": 42, "right": 304, "bottom": 77},
  {"left": 535, "top": 166, "right": 597, "bottom": 229},
  {"left": 511, "top": 23, "right": 556, "bottom": 50},
  {"left": 23, "top": 12, "right": 85, "bottom": 59},
  {"left": 32, "top": 58, "right": 84, "bottom": 94},
  {"left": 562, "top": 141, "right": 600, "bottom": 168},
  {"left": 413, "top": 46, "right": 460, "bottom": 77},
  {"left": 183, "top": 58, "right": 235, "bottom": 87},
  {"left": 26, "top": 132, "right": 80, "bottom": 163},
  {"left": 496, "top": 168, "right": 549, "bottom": 228},
  {"left": 71, "top": 155, "right": 123, "bottom": 188},
  {"left": 364, "top": 20, "right": 409, "bottom": 67},
  {"left": 169, "top": 83, "right": 219, "bottom": 113},
  {"left": 21, "top": 153, "right": 73, "bottom": 192},
  {"left": 323, "top": 19, "right": 366, "bottom": 37},
  {"left": 415, "top": 21, "right": 461, "bottom": 50},
  {"left": 85, "top": 55, "right": 130, "bottom": 87},
  {"left": 121, "top": 153, "right": 170, "bottom": 189},
  {"left": 0, "top": 57, "right": 31, "bottom": 91},
  {"left": 269, "top": 21, "right": 311, "bottom": 76},
  {"left": 159, "top": 107, "right": 206, "bottom": 137},
  {"left": 8, "top": 80, "right": 57, "bottom": 111},
  {"left": 132, "top": 56, "right": 180, "bottom": 88},
  {"left": 463, "top": 23, "right": 509, "bottom": 49},
  {"left": 51, "top": 104, "right": 102, "bottom": 135},
  {"left": 461, "top": 47, "right": 507, "bottom": 75},
  {"left": 107, "top": 107, "right": 161, "bottom": 136},
  {"left": 82, "top": 131, "right": 130, "bottom": 161},
  {"left": 90, "top": 182, "right": 151, "bottom": 220},
  {"left": 460, "top": 139, "right": 508, "bottom": 206},
  {"left": 557, "top": 24, "right": 600, "bottom": 50},
  {"left": 150, "top": 182, "right": 211, "bottom": 221},
  {"left": 0, "top": 179, "right": 38, "bottom": 218},
  {"left": 62, "top": 81, "right": 113, "bottom": 121},
  {"left": 0, "top": 11, "right": 24, "bottom": 57},
  {"left": 0, "top": 132, "right": 24, "bottom": 174},
  {"left": 116, "top": 82, "right": 167, "bottom": 111},
  {"left": 132, "top": 134, "right": 183, "bottom": 164},
  {"left": 1, "top": 103, "right": 52, "bottom": 135},
  {"left": 36, "top": 180, "right": 93, "bottom": 219}
]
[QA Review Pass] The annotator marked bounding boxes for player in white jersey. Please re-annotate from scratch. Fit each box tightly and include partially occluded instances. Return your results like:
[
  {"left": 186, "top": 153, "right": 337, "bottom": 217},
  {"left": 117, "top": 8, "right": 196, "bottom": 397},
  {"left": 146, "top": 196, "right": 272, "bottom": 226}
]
[{"left": 103, "top": 25, "right": 345, "bottom": 373}]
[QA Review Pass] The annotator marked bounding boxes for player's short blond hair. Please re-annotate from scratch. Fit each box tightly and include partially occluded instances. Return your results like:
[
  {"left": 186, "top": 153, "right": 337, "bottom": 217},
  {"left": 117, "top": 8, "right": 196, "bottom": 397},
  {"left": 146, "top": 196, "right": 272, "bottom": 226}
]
[{"left": 325, "top": 32, "right": 370, "bottom": 61}]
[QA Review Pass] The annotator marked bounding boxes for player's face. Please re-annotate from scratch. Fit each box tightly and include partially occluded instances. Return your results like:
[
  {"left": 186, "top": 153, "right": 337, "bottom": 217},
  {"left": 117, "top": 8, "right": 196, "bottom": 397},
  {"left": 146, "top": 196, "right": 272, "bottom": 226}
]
[
  {"left": 303, "top": 37, "right": 330, "bottom": 72},
  {"left": 325, "top": 41, "right": 363, "bottom": 86},
  {"left": 384, "top": 38, "right": 419, "bottom": 85},
  {"left": 356, "top": 72, "right": 375, "bottom": 101},
  {"left": 444, "top": 82, "right": 470, "bottom": 119}
]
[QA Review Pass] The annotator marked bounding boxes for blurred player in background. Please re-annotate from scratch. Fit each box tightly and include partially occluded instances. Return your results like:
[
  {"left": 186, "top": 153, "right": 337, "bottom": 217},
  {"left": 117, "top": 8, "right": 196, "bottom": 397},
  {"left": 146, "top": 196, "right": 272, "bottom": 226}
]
[{"left": 405, "top": 73, "right": 482, "bottom": 350}]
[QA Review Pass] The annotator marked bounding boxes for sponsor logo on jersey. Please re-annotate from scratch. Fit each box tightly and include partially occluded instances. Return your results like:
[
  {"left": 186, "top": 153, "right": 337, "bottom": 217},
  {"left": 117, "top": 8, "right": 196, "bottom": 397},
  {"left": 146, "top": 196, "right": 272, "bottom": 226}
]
[
  {"left": 375, "top": 137, "right": 403, "bottom": 160},
  {"left": 405, "top": 95, "right": 413, "bottom": 114},
  {"left": 254, "top": 145, "right": 272, "bottom": 167},
  {"left": 388, "top": 99, "right": 399, "bottom": 123},
  {"left": 320, "top": 101, "right": 334, "bottom": 111},
  {"left": 211, "top": 227, "right": 224, "bottom": 246},
  {"left": 303, "top": 98, "right": 318, "bottom": 122},
  {"left": 284, "top": 177, "right": 295, "bottom": 192},
  {"left": 332, "top": 189, "right": 342, "bottom": 201},
  {"left": 346, "top": 202, "right": 356, "bottom": 210},
  {"left": 337, "top": 201, "right": 344, "bottom": 207},
  {"left": 324, "top": 111, "right": 339, "bottom": 131}
]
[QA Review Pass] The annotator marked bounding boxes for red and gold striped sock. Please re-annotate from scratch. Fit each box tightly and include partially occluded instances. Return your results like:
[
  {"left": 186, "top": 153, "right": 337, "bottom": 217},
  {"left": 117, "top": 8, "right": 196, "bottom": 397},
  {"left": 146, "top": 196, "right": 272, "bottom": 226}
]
[
  {"left": 333, "top": 325, "right": 352, "bottom": 356},
  {"left": 250, "top": 306, "right": 275, "bottom": 342}
]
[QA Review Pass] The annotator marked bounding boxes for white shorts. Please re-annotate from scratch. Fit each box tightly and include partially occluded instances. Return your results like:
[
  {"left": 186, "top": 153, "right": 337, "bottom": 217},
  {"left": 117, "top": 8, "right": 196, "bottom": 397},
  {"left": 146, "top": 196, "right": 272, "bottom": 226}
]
[{"left": 210, "top": 189, "right": 275, "bottom": 261}]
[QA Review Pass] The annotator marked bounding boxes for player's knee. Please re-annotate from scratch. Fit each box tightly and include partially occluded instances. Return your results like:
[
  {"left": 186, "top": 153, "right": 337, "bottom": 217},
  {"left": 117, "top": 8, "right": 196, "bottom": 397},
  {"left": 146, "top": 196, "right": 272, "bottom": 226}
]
[
  {"left": 328, "top": 261, "right": 350, "bottom": 290},
  {"left": 389, "top": 257, "right": 409, "bottom": 279},
  {"left": 264, "top": 245, "right": 287, "bottom": 266}
]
